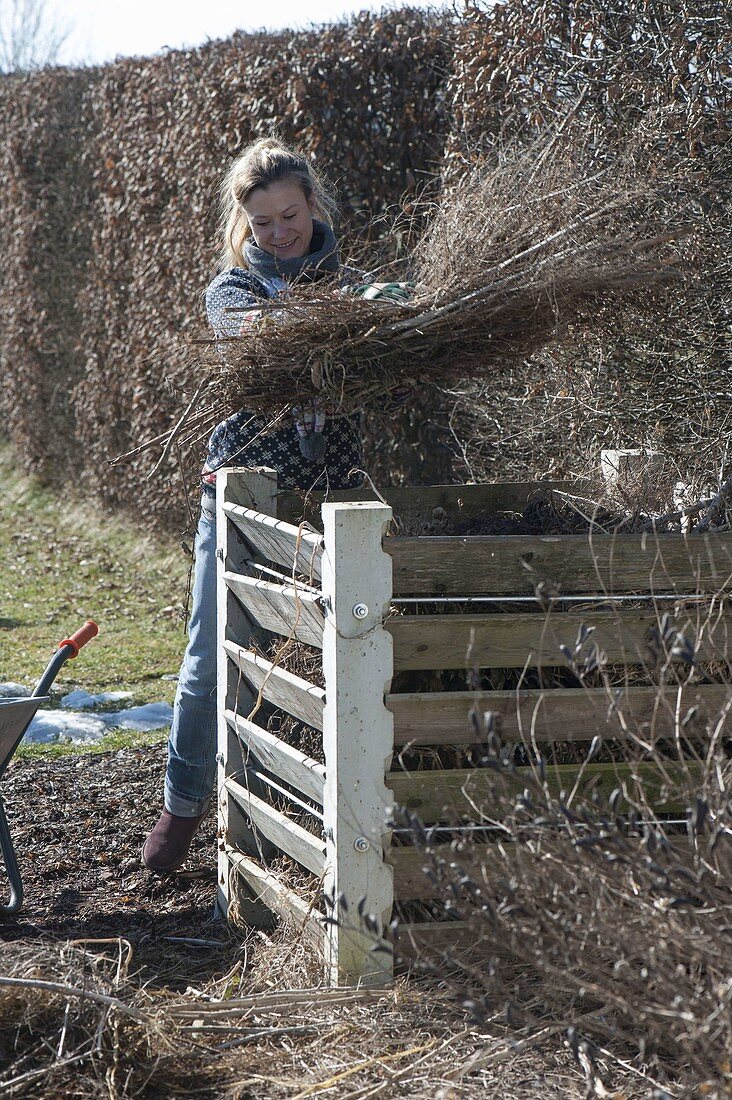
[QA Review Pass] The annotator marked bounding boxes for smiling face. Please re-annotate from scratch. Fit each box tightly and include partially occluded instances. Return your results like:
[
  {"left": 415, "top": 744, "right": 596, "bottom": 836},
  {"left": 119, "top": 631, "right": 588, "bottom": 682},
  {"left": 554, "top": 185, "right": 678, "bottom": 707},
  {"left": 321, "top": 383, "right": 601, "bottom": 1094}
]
[{"left": 243, "top": 179, "right": 316, "bottom": 260}]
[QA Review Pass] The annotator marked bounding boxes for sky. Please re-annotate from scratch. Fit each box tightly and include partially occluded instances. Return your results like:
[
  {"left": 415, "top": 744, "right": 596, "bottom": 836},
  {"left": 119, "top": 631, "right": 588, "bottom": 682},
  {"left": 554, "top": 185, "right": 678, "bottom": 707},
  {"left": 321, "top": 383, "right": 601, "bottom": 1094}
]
[{"left": 54, "top": 0, "right": 438, "bottom": 67}]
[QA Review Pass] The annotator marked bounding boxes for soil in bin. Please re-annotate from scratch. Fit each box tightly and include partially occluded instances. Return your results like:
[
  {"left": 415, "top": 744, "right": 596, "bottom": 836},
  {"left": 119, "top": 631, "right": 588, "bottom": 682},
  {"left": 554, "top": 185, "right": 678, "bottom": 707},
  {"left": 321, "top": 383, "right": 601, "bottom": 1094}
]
[{"left": 390, "top": 493, "right": 661, "bottom": 536}]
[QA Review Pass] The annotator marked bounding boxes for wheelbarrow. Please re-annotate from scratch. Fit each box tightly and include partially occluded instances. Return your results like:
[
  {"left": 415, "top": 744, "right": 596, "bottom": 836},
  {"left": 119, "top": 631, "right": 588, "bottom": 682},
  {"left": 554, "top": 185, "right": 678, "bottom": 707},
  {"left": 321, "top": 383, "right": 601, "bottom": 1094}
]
[{"left": 0, "top": 620, "right": 99, "bottom": 916}]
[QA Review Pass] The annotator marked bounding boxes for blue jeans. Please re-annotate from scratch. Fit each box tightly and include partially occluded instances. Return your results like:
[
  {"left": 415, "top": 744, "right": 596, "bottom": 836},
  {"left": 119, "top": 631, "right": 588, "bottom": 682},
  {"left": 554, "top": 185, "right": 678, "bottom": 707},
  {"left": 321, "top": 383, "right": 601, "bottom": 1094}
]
[{"left": 165, "top": 496, "right": 263, "bottom": 817}]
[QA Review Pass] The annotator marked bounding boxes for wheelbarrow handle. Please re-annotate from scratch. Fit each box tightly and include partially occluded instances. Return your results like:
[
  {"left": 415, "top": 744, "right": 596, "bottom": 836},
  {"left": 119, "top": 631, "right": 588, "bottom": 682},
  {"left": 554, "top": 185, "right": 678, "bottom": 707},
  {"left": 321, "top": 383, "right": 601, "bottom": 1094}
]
[
  {"left": 32, "top": 620, "right": 99, "bottom": 699},
  {"left": 57, "top": 620, "right": 99, "bottom": 658}
]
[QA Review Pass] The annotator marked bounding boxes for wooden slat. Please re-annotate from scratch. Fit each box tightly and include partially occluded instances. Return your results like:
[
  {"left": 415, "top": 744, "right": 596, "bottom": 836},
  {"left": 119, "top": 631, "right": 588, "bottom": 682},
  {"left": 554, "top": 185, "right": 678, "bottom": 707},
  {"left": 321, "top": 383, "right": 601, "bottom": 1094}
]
[
  {"left": 223, "top": 502, "right": 324, "bottom": 582},
  {"left": 393, "top": 921, "right": 498, "bottom": 958},
  {"left": 389, "top": 843, "right": 579, "bottom": 903},
  {"left": 387, "top": 684, "right": 732, "bottom": 746},
  {"left": 225, "top": 778, "right": 326, "bottom": 875},
  {"left": 388, "top": 845, "right": 497, "bottom": 901},
  {"left": 277, "top": 481, "right": 582, "bottom": 529},
  {"left": 224, "top": 642, "right": 325, "bottom": 730},
  {"left": 389, "top": 836, "right": 695, "bottom": 901},
  {"left": 225, "top": 846, "right": 324, "bottom": 953},
  {"left": 224, "top": 571, "right": 324, "bottom": 648},
  {"left": 226, "top": 709, "right": 325, "bottom": 805},
  {"left": 388, "top": 609, "right": 732, "bottom": 670},
  {"left": 388, "top": 761, "right": 703, "bottom": 822},
  {"left": 387, "top": 532, "right": 732, "bottom": 597},
  {"left": 217, "top": 468, "right": 279, "bottom": 924}
]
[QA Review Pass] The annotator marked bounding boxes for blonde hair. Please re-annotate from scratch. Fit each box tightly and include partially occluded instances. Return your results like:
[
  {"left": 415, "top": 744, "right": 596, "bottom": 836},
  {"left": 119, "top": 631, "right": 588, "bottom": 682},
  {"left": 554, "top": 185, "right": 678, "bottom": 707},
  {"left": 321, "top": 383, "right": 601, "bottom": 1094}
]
[{"left": 218, "top": 137, "right": 337, "bottom": 269}]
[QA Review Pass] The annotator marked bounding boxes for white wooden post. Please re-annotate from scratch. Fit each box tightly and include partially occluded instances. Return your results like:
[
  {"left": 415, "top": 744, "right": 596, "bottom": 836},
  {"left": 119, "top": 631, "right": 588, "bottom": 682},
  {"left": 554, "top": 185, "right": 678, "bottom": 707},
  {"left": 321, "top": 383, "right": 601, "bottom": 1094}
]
[
  {"left": 216, "top": 466, "right": 278, "bottom": 921},
  {"left": 601, "top": 448, "right": 668, "bottom": 512},
  {"left": 321, "top": 501, "right": 395, "bottom": 986}
]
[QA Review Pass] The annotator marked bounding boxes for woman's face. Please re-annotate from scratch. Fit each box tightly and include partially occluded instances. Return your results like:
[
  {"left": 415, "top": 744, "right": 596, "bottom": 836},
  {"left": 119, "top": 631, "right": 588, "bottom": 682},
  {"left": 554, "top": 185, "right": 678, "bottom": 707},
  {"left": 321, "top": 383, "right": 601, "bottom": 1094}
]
[{"left": 243, "top": 179, "right": 316, "bottom": 260}]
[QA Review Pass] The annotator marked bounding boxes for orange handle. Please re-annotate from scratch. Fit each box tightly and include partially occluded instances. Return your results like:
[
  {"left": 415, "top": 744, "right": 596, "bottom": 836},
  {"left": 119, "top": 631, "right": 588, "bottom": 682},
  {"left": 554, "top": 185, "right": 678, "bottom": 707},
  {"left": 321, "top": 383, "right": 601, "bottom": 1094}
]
[{"left": 58, "top": 620, "right": 99, "bottom": 658}]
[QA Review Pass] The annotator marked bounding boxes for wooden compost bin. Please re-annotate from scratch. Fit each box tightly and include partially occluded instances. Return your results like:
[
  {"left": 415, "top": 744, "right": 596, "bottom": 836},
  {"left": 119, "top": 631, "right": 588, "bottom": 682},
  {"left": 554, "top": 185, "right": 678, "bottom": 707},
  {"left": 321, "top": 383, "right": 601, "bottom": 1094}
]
[{"left": 216, "top": 467, "right": 732, "bottom": 986}]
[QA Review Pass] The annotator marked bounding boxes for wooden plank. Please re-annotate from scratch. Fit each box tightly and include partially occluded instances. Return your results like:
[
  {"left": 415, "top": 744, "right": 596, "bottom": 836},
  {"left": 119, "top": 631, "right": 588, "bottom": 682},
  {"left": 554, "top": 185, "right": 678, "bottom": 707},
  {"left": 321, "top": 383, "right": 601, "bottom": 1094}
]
[
  {"left": 224, "top": 571, "right": 324, "bottom": 648},
  {"left": 224, "top": 642, "right": 325, "bottom": 730},
  {"left": 321, "top": 500, "right": 395, "bottom": 987},
  {"left": 388, "top": 845, "right": 501, "bottom": 901},
  {"left": 389, "top": 844, "right": 561, "bottom": 903},
  {"left": 387, "top": 684, "right": 732, "bottom": 746},
  {"left": 223, "top": 501, "right": 324, "bottom": 582},
  {"left": 225, "top": 709, "right": 325, "bottom": 806},
  {"left": 217, "top": 467, "right": 279, "bottom": 922},
  {"left": 388, "top": 609, "right": 732, "bottom": 670},
  {"left": 393, "top": 921, "right": 498, "bottom": 959},
  {"left": 387, "top": 532, "right": 732, "bottom": 597},
  {"left": 389, "top": 836, "right": 696, "bottom": 901},
  {"left": 277, "top": 481, "right": 583, "bottom": 529},
  {"left": 388, "top": 761, "right": 704, "bottom": 822},
  {"left": 225, "top": 778, "right": 326, "bottom": 875},
  {"left": 225, "top": 846, "right": 325, "bottom": 954}
]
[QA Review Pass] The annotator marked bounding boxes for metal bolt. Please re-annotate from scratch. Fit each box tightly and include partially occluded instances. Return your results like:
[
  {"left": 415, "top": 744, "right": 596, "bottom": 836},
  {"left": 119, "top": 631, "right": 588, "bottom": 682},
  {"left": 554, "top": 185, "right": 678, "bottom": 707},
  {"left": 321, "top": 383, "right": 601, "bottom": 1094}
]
[
  {"left": 352, "top": 603, "right": 369, "bottom": 620},
  {"left": 353, "top": 836, "right": 370, "bottom": 852},
  {"left": 215, "top": 752, "right": 224, "bottom": 765}
]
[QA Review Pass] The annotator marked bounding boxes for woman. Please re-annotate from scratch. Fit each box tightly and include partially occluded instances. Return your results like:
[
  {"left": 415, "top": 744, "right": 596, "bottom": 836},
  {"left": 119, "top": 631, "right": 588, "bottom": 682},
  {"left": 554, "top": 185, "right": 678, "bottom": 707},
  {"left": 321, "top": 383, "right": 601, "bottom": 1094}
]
[{"left": 142, "top": 138, "right": 364, "bottom": 873}]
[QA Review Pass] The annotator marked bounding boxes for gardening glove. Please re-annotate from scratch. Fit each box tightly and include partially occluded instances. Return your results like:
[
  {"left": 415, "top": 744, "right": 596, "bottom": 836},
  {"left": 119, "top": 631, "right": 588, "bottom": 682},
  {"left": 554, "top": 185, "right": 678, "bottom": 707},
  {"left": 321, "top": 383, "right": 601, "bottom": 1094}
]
[
  {"left": 291, "top": 402, "right": 327, "bottom": 462},
  {"left": 352, "top": 283, "right": 416, "bottom": 410}
]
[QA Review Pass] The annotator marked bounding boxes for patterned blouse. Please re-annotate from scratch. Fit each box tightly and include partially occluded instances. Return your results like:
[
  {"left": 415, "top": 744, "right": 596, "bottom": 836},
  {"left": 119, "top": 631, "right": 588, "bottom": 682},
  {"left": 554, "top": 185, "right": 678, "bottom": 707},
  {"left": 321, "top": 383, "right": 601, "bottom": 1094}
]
[{"left": 202, "top": 265, "right": 363, "bottom": 499}]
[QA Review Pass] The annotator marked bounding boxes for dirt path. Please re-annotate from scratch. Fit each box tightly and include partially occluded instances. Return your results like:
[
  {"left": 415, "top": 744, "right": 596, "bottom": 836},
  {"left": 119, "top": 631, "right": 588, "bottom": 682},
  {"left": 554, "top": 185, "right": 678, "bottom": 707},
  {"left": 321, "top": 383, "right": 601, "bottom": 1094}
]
[{"left": 1, "top": 743, "right": 244, "bottom": 988}]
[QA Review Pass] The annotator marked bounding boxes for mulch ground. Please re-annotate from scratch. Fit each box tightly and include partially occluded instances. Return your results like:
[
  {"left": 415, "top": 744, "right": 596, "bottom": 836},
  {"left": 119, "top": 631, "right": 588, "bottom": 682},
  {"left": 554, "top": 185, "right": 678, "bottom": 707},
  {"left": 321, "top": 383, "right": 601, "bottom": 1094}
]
[
  {"left": 0, "top": 744, "right": 246, "bottom": 989},
  {"left": 0, "top": 747, "right": 651, "bottom": 1099}
]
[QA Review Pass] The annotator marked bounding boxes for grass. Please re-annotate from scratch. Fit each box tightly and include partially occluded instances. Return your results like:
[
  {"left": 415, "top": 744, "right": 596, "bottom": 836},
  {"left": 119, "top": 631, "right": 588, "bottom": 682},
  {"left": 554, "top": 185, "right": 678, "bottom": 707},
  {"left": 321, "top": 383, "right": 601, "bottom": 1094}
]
[{"left": 0, "top": 445, "right": 190, "bottom": 740}]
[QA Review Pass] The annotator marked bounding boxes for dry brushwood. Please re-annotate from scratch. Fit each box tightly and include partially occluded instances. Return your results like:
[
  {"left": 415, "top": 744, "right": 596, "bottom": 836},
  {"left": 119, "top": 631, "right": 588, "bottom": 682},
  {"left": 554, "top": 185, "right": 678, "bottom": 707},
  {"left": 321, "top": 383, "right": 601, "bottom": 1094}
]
[
  {"left": 383, "top": 611, "right": 732, "bottom": 1097},
  {"left": 0, "top": 936, "right": 618, "bottom": 1098},
  {"left": 0, "top": 940, "right": 183, "bottom": 1097},
  {"left": 397, "top": 759, "right": 732, "bottom": 1094},
  {"left": 161, "top": 131, "right": 686, "bottom": 461}
]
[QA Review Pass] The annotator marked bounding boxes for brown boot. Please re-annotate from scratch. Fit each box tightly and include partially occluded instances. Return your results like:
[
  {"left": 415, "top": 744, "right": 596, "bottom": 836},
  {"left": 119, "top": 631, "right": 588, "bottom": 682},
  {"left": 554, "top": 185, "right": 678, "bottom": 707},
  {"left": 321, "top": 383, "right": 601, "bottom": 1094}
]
[{"left": 141, "top": 808, "right": 208, "bottom": 874}]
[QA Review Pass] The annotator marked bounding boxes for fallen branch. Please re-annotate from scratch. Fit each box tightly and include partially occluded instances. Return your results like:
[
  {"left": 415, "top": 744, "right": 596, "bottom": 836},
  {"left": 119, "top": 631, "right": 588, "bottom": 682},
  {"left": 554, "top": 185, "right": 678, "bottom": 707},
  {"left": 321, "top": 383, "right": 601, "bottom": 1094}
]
[
  {"left": 640, "top": 472, "right": 732, "bottom": 532},
  {"left": 289, "top": 1037, "right": 443, "bottom": 1099},
  {"left": 441, "top": 1024, "right": 565, "bottom": 1084},
  {"left": 166, "top": 986, "right": 393, "bottom": 1018},
  {"left": 0, "top": 976, "right": 152, "bottom": 1025},
  {"left": 695, "top": 471, "right": 732, "bottom": 532},
  {"left": 0, "top": 1048, "right": 96, "bottom": 1096}
]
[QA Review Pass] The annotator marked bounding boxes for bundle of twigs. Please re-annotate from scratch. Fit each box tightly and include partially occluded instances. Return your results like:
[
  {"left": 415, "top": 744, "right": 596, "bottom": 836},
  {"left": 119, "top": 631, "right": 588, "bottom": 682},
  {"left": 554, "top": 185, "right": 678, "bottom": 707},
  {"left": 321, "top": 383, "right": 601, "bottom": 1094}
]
[{"left": 137, "top": 129, "right": 687, "bottom": 469}]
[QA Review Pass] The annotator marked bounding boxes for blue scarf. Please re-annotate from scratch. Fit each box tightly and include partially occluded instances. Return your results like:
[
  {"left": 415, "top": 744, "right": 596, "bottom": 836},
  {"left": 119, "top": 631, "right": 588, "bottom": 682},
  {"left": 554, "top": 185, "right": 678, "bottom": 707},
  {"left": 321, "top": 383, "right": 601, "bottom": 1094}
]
[
  {"left": 243, "top": 219, "right": 340, "bottom": 283},
  {"left": 242, "top": 219, "right": 339, "bottom": 461}
]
